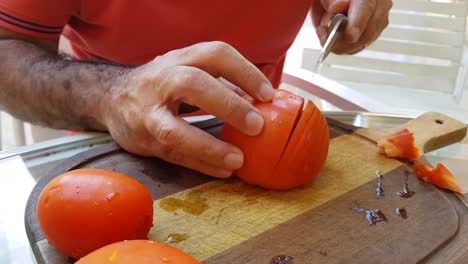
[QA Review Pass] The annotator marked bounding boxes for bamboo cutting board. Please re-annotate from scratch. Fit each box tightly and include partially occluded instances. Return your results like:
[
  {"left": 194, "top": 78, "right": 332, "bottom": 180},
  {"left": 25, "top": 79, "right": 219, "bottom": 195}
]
[{"left": 25, "top": 116, "right": 468, "bottom": 264}]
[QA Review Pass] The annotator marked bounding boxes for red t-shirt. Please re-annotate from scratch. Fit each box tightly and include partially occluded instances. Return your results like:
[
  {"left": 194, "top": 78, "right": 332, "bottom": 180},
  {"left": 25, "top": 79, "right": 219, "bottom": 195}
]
[{"left": 0, "top": 0, "right": 311, "bottom": 87}]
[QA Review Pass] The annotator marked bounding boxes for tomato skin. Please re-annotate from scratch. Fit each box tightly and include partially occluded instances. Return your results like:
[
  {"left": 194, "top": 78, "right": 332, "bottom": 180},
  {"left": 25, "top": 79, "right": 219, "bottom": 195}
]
[
  {"left": 221, "top": 90, "right": 329, "bottom": 190},
  {"left": 37, "top": 168, "right": 154, "bottom": 259},
  {"left": 220, "top": 90, "right": 303, "bottom": 187},
  {"left": 76, "top": 239, "right": 200, "bottom": 264}
]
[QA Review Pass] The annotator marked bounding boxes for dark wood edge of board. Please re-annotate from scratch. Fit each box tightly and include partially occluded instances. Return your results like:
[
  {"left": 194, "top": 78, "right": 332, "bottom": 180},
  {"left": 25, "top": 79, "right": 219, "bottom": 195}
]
[
  {"left": 420, "top": 191, "right": 463, "bottom": 263},
  {"left": 204, "top": 164, "right": 463, "bottom": 263}
]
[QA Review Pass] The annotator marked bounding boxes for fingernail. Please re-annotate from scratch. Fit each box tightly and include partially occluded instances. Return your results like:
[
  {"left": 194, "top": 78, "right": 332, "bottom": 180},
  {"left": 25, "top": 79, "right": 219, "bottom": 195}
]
[
  {"left": 350, "top": 27, "right": 362, "bottom": 43},
  {"left": 245, "top": 111, "right": 264, "bottom": 135},
  {"left": 259, "top": 82, "right": 274, "bottom": 101},
  {"left": 224, "top": 152, "right": 244, "bottom": 170}
]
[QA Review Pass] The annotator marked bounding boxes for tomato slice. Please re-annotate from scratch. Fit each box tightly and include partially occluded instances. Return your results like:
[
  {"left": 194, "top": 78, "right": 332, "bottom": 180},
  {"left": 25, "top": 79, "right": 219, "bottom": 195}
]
[
  {"left": 272, "top": 100, "right": 330, "bottom": 189},
  {"left": 377, "top": 129, "right": 420, "bottom": 160},
  {"left": 413, "top": 162, "right": 465, "bottom": 193},
  {"left": 220, "top": 90, "right": 304, "bottom": 187}
]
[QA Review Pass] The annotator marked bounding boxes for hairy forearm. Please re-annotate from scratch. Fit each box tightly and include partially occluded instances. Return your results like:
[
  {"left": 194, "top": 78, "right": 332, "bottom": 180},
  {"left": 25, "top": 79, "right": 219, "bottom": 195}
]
[{"left": 0, "top": 39, "right": 129, "bottom": 131}]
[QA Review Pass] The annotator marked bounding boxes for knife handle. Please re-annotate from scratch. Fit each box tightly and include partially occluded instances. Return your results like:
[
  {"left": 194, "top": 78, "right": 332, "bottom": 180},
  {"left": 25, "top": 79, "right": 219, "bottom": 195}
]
[
  {"left": 320, "top": 13, "right": 349, "bottom": 62},
  {"left": 328, "top": 13, "right": 348, "bottom": 34}
]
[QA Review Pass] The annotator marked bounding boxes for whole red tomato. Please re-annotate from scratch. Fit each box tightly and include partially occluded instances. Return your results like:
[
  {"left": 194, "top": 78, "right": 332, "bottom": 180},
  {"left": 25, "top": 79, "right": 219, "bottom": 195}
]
[
  {"left": 76, "top": 239, "right": 200, "bottom": 264},
  {"left": 37, "top": 168, "right": 154, "bottom": 259}
]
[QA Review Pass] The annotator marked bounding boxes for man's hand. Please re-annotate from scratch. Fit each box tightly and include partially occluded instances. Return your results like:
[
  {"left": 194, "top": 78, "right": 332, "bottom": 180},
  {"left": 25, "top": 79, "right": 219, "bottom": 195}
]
[
  {"left": 311, "top": 0, "right": 393, "bottom": 54},
  {"left": 102, "top": 41, "right": 274, "bottom": 178},
  {"left": 0, "top": 27, "right": 273, "bottom": 179}
]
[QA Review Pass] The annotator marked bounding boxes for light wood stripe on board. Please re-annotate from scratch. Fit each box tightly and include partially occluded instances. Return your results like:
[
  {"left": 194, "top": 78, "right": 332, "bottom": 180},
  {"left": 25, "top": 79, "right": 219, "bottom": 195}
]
[{"left": 149, "top": 134, "right": 403, "bottom": 261}]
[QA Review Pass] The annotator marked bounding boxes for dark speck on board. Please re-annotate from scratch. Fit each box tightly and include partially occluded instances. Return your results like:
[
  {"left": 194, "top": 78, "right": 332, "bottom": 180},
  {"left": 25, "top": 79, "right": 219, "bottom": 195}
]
[
  {"left": 396, "top": 174, "right": 415, "bottom": 198},
  {"left": 394, "top": 208, "right": 408, "bottom": 219},
  {"left": 319, "top": 250, "right": 328, "bottom": 256},
  {"left": 375, "top": 171, "right": 384, "bottom": 199},
  {"left": 271, "top": 255, "right": 294, "bottom": 264},
  {"left": 353, "top": 207, "right": 387, "bottom": 225}
]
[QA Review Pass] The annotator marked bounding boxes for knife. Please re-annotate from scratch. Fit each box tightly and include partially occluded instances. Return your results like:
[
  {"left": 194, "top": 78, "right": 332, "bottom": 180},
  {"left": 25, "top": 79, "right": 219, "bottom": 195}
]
[{"left": 312, "top": 13, "right": 349, "bottom": 76}]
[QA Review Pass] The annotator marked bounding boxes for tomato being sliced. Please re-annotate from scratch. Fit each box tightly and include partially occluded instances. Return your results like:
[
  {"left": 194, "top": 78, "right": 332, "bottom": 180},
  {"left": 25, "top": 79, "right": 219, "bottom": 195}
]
[
  {"left": 37, "top": 168, "right": 154, "bottom": 259},
  {"left": 76, "top": 239, "right": 200, "bottom": 264},
  {"left": 220, "top": 90, "right": 304, "bottom": 187},
  {"left": 220, "top": 89, "right": 329, "bottom": 190},
  {"left": 272, "top": 100, "right": 330, "bottom": 189}
]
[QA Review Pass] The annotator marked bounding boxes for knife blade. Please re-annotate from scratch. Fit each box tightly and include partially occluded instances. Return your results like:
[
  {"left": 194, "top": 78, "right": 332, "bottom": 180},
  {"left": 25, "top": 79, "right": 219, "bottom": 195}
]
[{"left": 312, "top": 13, "right": 349, "bottom": 76}]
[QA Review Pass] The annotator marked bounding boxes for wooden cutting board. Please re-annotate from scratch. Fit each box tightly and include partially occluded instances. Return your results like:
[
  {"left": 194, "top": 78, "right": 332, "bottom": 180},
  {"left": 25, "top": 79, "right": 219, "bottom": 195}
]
[{"left": 24, "top": 116, "right": 468, "bottom": 264}]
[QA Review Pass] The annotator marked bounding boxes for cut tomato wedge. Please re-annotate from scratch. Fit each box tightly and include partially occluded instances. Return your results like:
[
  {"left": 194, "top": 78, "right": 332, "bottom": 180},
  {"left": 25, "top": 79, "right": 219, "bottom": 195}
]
[
  {"left": 220, "top": 89, "right": 329, "bottom": 190},
  {"left": 413, "top": 162, "right": 465, "bottom": 194},
  {"left": 377, "top": 129, "right": 420, "bottom": 160}
]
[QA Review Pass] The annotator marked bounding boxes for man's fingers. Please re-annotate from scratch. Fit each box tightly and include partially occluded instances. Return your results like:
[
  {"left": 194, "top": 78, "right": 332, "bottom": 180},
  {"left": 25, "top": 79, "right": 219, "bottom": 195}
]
[
  {"left": 160, "top": 147, "right": 233, "bottom": 178},
  {"left": 145, "top": 110, "right": 245, "bottom": 172},
  {"left": 160, "top": 65, "right": 264, "bottom": 136},
  {"left": 332, "top": 0, "right": 390, "bottom": 54},
  {"left": 345, "top": 0, "right": 377, "bottom": 43},
  {"left": 315, "top": 0, "right": 391, "bottom": 54},
  {"left": 218, "top": 77, "right": 246, "bottom": 97},
  {"left": 332, "top": 19, "right": 376, "bottom": 54},
  {"left": 311, "top": 0, "right": 326, "bottom": 28},
  {"left": 317, "top": 12, "right": 334, "bottom": 45},
  {"left": 314, "top": 0, "right": 350, "bottom": 45},
  {"left": 172, "top": 41, "right": 274, "bottom": 102},
  {"left": 311, "top": 6, "right": 327, "bottom": 45},
  {"left": 320, "top": 0, "right": 350, "bottom": 13},
  {"left": 162, "top": 150, "right": 233, "bottom": 178}
]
